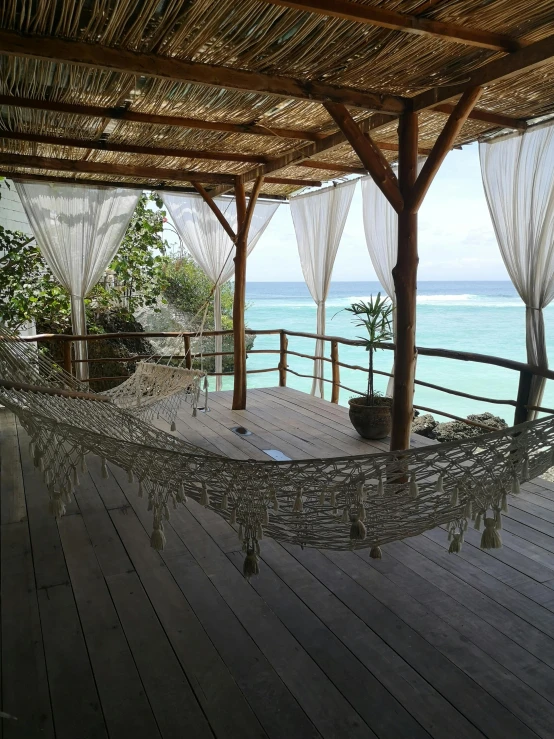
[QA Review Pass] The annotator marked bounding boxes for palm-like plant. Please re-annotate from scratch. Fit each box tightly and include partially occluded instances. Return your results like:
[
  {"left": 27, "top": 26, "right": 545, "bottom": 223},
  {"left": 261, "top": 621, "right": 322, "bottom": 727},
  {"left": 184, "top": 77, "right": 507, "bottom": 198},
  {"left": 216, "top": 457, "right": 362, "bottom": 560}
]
[{"left": 345, "top": 293, "right": 394, "bottom": 405}]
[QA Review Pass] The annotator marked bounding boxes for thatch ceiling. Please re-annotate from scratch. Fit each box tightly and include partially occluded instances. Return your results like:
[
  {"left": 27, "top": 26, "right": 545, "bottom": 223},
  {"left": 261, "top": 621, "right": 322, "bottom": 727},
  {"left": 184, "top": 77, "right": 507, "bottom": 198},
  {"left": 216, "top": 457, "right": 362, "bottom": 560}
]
[{"left": 0, "top": 0, "right": 553, "bottom": 198}]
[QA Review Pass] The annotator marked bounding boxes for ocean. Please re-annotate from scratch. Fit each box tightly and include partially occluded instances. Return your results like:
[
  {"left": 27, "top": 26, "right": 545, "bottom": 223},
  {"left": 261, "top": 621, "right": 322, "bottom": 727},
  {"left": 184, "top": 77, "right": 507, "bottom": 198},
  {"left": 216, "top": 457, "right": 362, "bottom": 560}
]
[{"left": 215, "top": 281, "right": 554, "bottom": 424}]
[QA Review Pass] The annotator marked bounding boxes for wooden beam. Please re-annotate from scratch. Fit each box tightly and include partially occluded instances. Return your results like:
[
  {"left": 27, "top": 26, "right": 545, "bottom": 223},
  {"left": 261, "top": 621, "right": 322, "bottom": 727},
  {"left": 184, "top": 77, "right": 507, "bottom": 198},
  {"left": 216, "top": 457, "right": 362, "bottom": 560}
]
[
  {"left": 0, "top": 153, "right": 311, "bottom": 190},
  {"left": 232, "top": 178, "right": 248, "bottom": 410},
  {"left": 0, "top": 130, "right": 268, "bottom": 164},
  {"left": 0, "top": 171, "right": 290, "bottom": 200},
  {"left": 391, "top": 111, "right": 419, "bottom": 451},
  {"left": 0, "top": 152, "right": 237, "bottom": 184},
  {"left": 210, "top": 113, "right": 397, "bottom": 196},
  {"left": 298, "top": 160, "right": 368, "bottom": 175},
  {"left": 409, "top": 86, "right": 483, "bottom": 211},
  {"left": 324, "top": 102, "right": 403, "bottom": 212},
  {"left": 0, "top": 94, "right": 325, "bottom": 142},
  {"left": 191, "top": 182, "right": 237, "bottom": 241},
  {"left": 2, "top": 171, "right": 288, "bottom": 200},
  {"left": 0, "top": 30, "right": 406, "bottom": 113},
  {"left": 373, "top": 140, "right": 434, "bottom": 156},
  {"left": 259, "top": 0, "right": 520, "bottom": 52},
  {"left": 412, "top": 34, "right": 554, "bottom": 112},
  {"left": 264, "top": 176, "right": 321, "bottom": 187},
  {"left": 430, "top": 103, "right": 527, "bottom": 131}
]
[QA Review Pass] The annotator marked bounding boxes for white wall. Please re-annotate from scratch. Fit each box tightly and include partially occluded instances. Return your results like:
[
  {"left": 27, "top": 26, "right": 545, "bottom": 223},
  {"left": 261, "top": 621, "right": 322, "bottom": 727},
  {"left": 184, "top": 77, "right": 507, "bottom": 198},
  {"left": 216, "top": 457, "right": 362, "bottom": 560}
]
[{"left": 0, "top": 180, "right": 31, "bottom": 234}]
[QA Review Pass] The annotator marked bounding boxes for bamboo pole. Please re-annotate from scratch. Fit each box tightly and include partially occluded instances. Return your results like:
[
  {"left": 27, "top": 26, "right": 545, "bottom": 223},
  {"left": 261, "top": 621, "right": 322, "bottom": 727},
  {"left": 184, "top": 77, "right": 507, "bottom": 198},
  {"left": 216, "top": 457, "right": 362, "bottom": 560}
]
[
  {"left": 331, "top": 340, "right": 340, "bottom": 404},
  {"left": 391, "top": 110, "right": 419, "bottom": 451},
  {"left": 232, "top": 178, "right": 248, "bottom": 410},
  {"left": 279, "top": 331, "right": 288, "bottom": 387}
]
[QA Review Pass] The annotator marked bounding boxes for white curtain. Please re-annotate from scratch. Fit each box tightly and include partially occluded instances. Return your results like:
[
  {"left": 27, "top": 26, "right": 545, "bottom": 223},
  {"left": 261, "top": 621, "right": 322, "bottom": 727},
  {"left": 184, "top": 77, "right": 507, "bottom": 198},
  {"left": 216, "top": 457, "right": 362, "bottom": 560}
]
[
  {"left": 290, "top": 180, "right": 357, "bottom": 397},
  {"left": 15, "top": 181, "right": 140, "bottom": 382},
  {"left": 361, "top": 171, "right": 397, "bottom": 397},
  {"left": 480, "top": 123, "right": 554, "bottom": 416},
  {"left": 162, "top": 193, "right": 279, "bottom": 390}
]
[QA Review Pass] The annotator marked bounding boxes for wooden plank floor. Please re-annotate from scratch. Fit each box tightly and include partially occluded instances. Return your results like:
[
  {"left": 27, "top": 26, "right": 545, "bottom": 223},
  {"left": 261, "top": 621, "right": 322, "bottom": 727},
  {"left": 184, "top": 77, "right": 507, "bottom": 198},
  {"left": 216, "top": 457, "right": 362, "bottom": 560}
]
[{"left": 2, "top": 387, "right": 554, "bottom": 738}]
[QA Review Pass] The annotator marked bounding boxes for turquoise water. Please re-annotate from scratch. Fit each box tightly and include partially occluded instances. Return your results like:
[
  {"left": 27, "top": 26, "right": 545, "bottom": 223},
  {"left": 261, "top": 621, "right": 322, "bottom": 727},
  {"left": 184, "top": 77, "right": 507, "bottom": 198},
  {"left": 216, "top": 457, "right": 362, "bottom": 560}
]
[{"left": 216, "top": 281, "right": 554, "bottom": 424}]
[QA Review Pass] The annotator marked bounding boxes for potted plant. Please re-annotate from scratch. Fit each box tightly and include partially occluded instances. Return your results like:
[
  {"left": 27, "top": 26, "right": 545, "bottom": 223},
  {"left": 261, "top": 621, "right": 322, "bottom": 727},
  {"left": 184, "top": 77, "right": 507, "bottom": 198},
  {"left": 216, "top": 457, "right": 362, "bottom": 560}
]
[{"left": 345, "top": 294, "right": 394, "bottom": 440}]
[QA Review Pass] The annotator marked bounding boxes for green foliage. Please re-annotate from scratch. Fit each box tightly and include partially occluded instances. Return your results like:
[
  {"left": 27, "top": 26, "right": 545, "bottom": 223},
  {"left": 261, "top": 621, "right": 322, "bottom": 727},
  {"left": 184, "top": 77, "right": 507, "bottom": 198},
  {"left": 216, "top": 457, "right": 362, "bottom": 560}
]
[
  {"left": 106, "top": 192, "right": 169, "bottom": 315},
  {"left": 0, "top": 193, "right": 169, "bottom": 333},
  {"left": 162, "top": 256, "right": 234, "bottom": 328},
  {"left": 0, "top": 226, "right": 72, "bottom": 332},
  {"left": 345, "top": 293, "right": 394, "bottom": 400}
]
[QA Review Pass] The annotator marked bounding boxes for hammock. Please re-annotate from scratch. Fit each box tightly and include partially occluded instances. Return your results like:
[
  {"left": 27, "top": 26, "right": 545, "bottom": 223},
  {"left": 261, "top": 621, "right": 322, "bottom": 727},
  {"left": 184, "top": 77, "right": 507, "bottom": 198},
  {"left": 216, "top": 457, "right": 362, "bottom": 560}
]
[
  {"left": 0, "top": 328, "right": 206, "bottom": 429},
  {"left": 1, "top": 328, "right": 553, "bottom": 577}
]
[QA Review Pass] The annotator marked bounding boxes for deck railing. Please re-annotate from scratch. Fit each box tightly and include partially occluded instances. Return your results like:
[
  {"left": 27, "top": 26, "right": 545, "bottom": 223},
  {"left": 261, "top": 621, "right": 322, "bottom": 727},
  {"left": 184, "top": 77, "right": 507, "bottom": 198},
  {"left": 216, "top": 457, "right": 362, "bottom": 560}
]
[{"left": 16, "top": 328, "right": 554, "bottom": 428}]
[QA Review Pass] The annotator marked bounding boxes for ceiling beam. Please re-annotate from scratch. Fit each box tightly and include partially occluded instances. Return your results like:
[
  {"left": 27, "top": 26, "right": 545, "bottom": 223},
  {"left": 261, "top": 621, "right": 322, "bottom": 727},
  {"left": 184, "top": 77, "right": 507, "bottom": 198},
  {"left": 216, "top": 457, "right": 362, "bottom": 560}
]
[
  {"left": 0, "top": 94, "right": 326, "bottom": 142},
  {"left": 0, "top": 30, "right": 406, "bottom": 113},
  {"left": 209, "top": 112, "right": 396, "bottom": 196},
  {"left": 0, "top": 93, "right": 527, "bottom": 142},
  {"left": 324, "top": 102, "right": 403, "bottom": 211},
  {"left": 412, "top": 33, "right": 554, "bottom": 112},
  {"left": 0, "top": 152, "right": 238, "bottom": 184},
  {"left": 298, "top": 160, "right": 368, "bottom": 175},
  {"left": 430, "top": 103, "right": 527, "bottom": 131},
  {"left": 0, "top": 129, "right": 268, "bottom": 164},
  {"left": 265, "top": 176, "right": 321, "bottom": 187},
  {"left": 0, "top": 152, "right": 321, "bottom": 189},
  {"left": 258, "top": 0, "right": 520, "bottom": 52},
  {"left": 0, "top": 171, "right": 289, "bottom": 200}
]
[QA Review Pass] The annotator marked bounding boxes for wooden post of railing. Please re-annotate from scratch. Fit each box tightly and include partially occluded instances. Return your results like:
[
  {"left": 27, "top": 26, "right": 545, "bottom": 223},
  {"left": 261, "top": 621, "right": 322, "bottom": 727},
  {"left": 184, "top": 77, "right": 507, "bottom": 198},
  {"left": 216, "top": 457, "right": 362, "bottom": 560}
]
[
  {"left": 183, "top": 334, "right": 192, "bottom": 370},
  {"left": 331, "top": 340, "right": 340, "bottom": 404},
  {"left": 514, "top": 369, "right": 533, "bottom": 425},
  {"left": 62, "top": 339, "right": 73, "bottom": 377},
  {"left": 279, "top": 331, "right": 288, "bottom": 387}
]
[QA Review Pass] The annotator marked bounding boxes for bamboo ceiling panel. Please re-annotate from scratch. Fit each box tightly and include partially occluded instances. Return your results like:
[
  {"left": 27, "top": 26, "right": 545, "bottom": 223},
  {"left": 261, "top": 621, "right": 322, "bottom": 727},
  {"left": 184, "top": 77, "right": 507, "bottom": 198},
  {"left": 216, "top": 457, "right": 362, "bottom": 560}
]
[{"left": 0, "top": 0, "right": 553, "bottom": 197}]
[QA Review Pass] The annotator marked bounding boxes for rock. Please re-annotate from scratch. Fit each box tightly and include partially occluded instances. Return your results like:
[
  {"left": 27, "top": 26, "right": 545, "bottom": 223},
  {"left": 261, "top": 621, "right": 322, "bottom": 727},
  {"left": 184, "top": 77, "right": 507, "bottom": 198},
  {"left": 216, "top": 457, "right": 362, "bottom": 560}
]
[
  {"left": 467, "top": 412, "right": 507, "bottom": 430},
  {"left": 433, "top": 412, "right": 507, "bottom": 443},
  {"left": 412, "top": 414, "right": 437, "bottom": 438}
]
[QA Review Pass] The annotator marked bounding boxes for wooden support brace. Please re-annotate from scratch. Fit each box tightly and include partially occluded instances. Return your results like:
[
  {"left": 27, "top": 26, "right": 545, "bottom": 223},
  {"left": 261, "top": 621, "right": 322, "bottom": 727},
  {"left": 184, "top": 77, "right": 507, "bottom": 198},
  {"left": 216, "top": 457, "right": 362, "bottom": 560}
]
[
  {"left": 408, "top": 87, "right": 483, "bottom": 212},
  {"left": 323, "top": 102, "right": 403, "bottom": 212},
  {"left": 191, "top": 182, "right": 237, "bottom": 241}
]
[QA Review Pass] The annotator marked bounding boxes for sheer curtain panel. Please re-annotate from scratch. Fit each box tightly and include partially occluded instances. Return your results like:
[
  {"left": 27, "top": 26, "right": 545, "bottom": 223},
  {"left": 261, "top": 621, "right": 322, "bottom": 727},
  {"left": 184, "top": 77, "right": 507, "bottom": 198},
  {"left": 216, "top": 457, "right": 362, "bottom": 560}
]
[
  {"left": 15, "top": 181, "right": 140, "bottom": 381},
  {"left": 480, "top": 123, "right": 554, "bottom": 415},
  {"left": 290, "top": 180, "right": 357, "bottom": 397},
  {"left": 162, "top": 193, "right": 279, "bottom": 390},
  {"left": 361, "top": 172, "right": 398, "bottom": 396}
]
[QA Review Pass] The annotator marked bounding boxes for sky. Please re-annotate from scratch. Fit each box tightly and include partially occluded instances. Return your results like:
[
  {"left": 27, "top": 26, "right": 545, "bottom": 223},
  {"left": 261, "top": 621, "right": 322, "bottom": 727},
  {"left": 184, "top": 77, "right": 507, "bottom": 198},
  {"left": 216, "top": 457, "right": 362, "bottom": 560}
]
[{"left": 245, "top": 141, "right": 510, "bottom": 282}]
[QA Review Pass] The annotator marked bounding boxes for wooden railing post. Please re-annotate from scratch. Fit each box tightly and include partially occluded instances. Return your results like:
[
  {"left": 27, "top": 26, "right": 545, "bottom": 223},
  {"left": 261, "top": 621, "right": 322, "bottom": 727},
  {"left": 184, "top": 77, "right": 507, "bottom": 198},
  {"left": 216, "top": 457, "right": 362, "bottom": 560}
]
[
  {"left": 514, "top": 369, "right": 533, "bottom": 425},
  {"left": 331, "top": 340, "right": 340, "bottom": 404},
  {"left": 279, "top": 331, "right": 288, "bottom": 387},
  {"left": 183, "top": 334, "right": 192, "bottom": 370},
  {"left": 62, "top": 339, "right": 73, "bottom": 377}
]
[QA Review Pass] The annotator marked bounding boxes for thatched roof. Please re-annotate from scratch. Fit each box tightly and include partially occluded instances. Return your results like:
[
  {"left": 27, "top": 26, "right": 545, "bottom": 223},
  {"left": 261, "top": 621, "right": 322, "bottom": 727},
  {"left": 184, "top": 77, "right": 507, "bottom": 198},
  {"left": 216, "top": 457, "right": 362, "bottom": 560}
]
[{"left": 0, "top": 0, "right": 553, "bottom": 199}]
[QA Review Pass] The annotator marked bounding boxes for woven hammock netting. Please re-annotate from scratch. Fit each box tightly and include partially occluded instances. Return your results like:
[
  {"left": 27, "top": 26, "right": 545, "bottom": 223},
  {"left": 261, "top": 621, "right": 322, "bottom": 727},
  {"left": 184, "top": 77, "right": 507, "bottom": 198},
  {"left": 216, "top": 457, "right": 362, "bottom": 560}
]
[{"left": 1, "top": 328, "right": 553, "bottom": 578}]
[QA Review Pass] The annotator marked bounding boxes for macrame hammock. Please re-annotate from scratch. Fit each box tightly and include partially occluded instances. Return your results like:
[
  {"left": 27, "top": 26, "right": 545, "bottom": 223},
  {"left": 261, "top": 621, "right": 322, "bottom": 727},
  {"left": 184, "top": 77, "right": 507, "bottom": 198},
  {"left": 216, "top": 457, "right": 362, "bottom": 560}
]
[
  {"left": 13, "top": 181, "right": 207, "bottom": 430},
  {"left": 1, "top": 326, "right": 552, "bottom": 578}
]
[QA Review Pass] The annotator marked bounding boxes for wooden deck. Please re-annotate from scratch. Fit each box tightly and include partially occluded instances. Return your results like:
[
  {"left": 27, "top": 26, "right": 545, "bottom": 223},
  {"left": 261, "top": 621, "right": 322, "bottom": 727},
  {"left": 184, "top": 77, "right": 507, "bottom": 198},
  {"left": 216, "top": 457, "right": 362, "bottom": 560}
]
[{"left": 2, "top": 386, "right": 554, "bottom": 739}]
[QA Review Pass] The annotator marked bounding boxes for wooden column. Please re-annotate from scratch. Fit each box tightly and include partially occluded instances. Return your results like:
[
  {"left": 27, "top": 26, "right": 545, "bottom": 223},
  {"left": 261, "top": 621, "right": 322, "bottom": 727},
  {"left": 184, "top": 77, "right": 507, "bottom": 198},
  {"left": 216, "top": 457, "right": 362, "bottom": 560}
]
[
  {"left": 279, "top": 331, "right": 288, "bottom": 387},
  {"left": 183, "top": 334, "right": 192, "bottom": 370},
  {"left": 391, "top": 111, "right": 419, "bottom": 451},
  {"left": 62, "top": 339, "right": 73, "bottom": 376},
  {"left": 330, "top": 340, "right": 340, "bottom": 404},
  {"left": 232, "top": 178, "right": 248, "bottom": 410}
]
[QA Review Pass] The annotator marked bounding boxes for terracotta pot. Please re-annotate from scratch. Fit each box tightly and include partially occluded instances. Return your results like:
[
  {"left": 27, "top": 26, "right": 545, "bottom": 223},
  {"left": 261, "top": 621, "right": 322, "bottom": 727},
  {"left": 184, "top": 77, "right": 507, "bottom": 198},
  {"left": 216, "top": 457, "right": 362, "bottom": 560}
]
[{"left": 348, "top": 396, "right": 392, "bottom": 440}]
